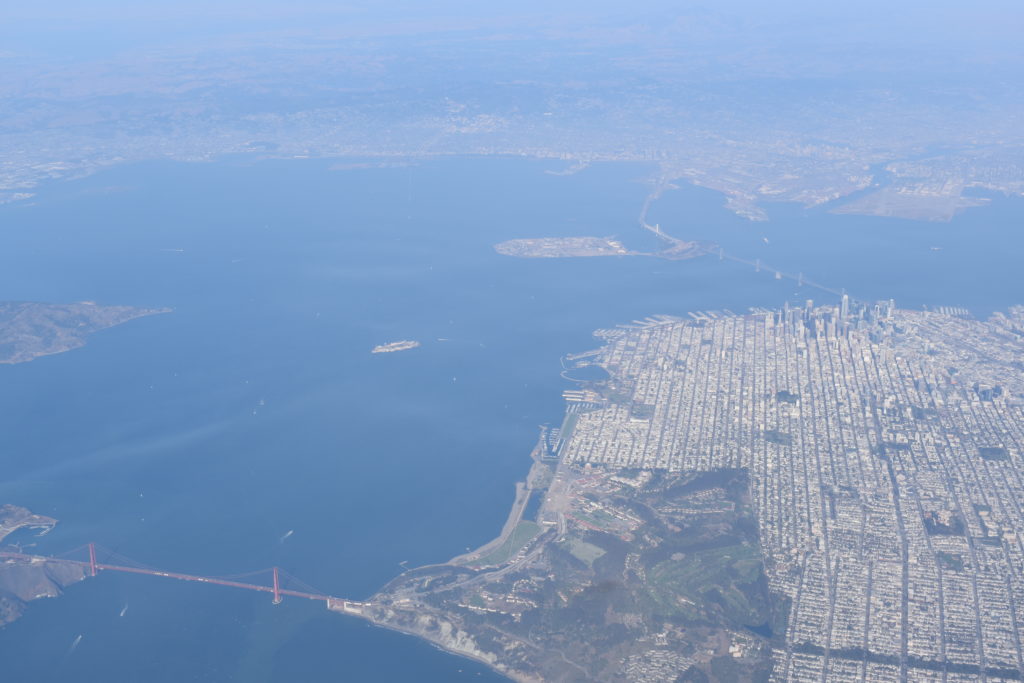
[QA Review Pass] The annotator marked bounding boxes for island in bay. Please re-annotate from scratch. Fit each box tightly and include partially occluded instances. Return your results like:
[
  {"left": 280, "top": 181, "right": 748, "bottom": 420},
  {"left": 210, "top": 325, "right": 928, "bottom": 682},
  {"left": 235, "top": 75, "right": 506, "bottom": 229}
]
[
  {"left": 0, "top": 301, "right": 171, "bottom": 364},
  {"left": 343, "top": 300, "right": 1024, "bottom": 681},
  {"left": 495, "top": 237, "right": 635, "bottom": 258},
  {"left": 495, "top": 234, "right": 712, "bottom": 261},
  {"left": 372, "top": 340, "right": 421, "bottom": 354}
]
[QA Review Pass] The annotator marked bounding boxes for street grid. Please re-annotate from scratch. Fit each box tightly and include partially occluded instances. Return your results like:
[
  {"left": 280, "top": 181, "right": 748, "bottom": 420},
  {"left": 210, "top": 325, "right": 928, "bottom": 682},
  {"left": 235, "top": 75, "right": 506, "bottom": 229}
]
[{"left": 561, "top": 301, "right": 1024, "bottom": 681}]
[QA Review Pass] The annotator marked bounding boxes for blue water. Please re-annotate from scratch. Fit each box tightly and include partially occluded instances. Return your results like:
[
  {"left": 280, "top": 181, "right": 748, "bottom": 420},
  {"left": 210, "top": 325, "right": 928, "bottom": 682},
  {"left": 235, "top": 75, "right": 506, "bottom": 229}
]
[
  {"left": 647, "top": 184, "right": 1024, "bottom": 317},
  {"left": 0, "top": 157, "right": 1020, "bottom": 681}
]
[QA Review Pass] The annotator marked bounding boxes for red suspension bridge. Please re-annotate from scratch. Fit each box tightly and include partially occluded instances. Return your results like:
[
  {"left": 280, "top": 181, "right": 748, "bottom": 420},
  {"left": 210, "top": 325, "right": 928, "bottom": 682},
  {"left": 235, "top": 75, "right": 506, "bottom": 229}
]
[{"left": 0, "top": 544, "right": 368, "bottom": 615}]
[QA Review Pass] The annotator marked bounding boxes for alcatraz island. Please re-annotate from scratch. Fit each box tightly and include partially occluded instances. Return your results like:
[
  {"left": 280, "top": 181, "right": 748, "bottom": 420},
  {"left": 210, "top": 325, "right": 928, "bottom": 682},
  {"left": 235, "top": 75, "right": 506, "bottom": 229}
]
[
  {"left": 341, "top": 299, "right": 1024, "bottom": 682},
  {"left": 372, "top": 340, "right": 421, "bottom": 354}
]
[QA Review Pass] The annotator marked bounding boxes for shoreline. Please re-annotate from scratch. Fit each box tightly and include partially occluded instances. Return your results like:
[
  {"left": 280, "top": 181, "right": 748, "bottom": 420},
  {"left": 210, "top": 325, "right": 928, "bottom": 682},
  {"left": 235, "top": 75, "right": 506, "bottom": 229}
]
[
  {"left": 447, "top": 428, "right": 548, "bottom": 567},
  {"left": 340, "top": 430, "right": 559, "bottom": 682}
]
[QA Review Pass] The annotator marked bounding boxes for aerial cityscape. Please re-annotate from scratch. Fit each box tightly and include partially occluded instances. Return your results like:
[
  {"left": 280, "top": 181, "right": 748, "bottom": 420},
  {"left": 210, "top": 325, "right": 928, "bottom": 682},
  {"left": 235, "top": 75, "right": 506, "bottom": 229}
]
[
  {"left": 326, "top": 300, "right": 1024, "bottom": 681},
  {"left": 2, "top": 2, "right": 1024, "bottom": 682},
  {"left": 558, "top": 302, "right": 1024, "bottom": 680},
  {"left": 6, "top": 296, "right": 1024, "bottom": 681}
]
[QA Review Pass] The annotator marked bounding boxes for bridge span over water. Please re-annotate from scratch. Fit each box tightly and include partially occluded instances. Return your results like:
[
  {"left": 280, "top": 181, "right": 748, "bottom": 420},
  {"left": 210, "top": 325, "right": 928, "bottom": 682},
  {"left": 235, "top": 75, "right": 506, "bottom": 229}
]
[{"left": 0, "top": 544, "right": 368, "bottom": 615}]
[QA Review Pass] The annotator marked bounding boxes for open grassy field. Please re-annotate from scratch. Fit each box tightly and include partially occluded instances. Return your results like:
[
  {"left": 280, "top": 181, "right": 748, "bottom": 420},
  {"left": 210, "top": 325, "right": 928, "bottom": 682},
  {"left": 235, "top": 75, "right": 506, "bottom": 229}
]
[{"left": 476, "top": 521, "right": 543, "bottom": 566}]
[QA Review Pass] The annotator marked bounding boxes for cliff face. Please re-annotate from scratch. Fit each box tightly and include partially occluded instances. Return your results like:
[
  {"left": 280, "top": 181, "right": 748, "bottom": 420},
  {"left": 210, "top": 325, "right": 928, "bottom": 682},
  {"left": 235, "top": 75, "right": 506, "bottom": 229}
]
[
  {"left": 0, "top": 504, "right": 85, "bottom": 628},
  {"left": 0, "top": 593, "right": 26, "bottom": 626},
  {"left": 0, "top": 559, "right": 87, "bottom": 628}
]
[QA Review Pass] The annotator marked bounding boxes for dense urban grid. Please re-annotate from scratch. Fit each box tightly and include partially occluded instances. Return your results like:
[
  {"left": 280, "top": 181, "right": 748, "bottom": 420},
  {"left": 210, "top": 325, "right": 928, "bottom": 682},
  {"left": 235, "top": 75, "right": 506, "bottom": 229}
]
[{"left": 560, "top": 301, "right": 1024, "bottom": 681}]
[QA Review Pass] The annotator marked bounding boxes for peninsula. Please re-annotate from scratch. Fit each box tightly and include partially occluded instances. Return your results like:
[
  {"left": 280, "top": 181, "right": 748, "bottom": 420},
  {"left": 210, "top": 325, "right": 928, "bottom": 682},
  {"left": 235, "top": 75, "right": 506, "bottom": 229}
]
[
  {"left": 7, "top": 300, "right": 1024, "bottom": 681},
  {"left": 344, "top": 300, "right": 1024, "bottom": 681},
  {"left": 0, "top": 506, "right": 85, "bottom": 628},
  {"left": 0, "top": 505, "right": 56, "bottom": 544},
  {"left": 0, "top": 301, "right": 171, "bottom": 364}
]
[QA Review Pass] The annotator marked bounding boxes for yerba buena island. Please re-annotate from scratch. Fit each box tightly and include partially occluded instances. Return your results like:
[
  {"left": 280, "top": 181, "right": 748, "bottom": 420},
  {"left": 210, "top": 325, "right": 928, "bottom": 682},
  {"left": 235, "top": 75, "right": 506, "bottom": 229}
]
[{"left": 352, "top": 299, "right": 1024, "bottom": 682}]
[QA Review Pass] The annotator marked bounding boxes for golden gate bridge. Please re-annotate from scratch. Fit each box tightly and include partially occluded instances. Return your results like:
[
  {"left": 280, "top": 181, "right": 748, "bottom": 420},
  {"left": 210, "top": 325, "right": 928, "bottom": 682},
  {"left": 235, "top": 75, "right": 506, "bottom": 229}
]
[{"left": 0, "top": 544, "right": 368, "bottom": 614}]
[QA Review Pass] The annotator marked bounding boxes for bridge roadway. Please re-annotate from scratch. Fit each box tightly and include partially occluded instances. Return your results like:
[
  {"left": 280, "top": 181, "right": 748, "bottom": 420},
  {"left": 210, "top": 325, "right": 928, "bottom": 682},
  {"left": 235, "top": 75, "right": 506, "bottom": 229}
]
[{"left": 0, "top": 548, "right": 368, "bottom": 614}]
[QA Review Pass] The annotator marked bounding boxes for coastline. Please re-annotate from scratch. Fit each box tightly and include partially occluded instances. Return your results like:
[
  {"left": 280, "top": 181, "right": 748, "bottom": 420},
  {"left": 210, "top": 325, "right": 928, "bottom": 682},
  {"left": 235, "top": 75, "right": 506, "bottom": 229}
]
[
  {"left": 447, "top": 429, "right": 549, "bottom": 567},
  {"left": 333, "top": 431, "right": 559, "bottom": 682}
]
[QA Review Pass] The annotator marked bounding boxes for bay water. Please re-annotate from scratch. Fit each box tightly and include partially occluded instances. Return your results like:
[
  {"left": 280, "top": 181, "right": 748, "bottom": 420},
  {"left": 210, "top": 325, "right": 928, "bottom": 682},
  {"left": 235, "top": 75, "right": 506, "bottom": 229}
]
[{"left": 0, "top": 156, "right": 1018, "bottom": 681}]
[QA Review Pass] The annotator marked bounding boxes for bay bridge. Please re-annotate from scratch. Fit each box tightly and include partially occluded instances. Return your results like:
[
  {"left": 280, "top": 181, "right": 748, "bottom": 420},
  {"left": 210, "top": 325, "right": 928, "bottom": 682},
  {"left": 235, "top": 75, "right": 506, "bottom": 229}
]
[
  {"left": 0, "top": 544, "right": 368, "bottom": 615},
  {"left": 636, "top": 180, "right": 849, "bottom": 302}
]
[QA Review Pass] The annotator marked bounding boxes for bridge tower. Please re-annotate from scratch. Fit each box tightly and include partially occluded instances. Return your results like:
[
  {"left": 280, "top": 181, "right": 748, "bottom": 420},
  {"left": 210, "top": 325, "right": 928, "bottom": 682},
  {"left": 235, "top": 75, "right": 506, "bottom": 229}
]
[
  {"left": 272, "top": 567, "right": 282, "bottom": 604},
  {"left": 88, "top": 543, "right": 97, "bottom": 577}
]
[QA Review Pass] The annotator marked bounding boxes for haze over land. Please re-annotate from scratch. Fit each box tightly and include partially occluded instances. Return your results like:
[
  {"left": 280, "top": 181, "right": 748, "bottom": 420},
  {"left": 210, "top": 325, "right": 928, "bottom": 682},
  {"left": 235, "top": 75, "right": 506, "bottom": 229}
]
[{"left": 2, "top": 1, "right": 1022, "bottom": 221}]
